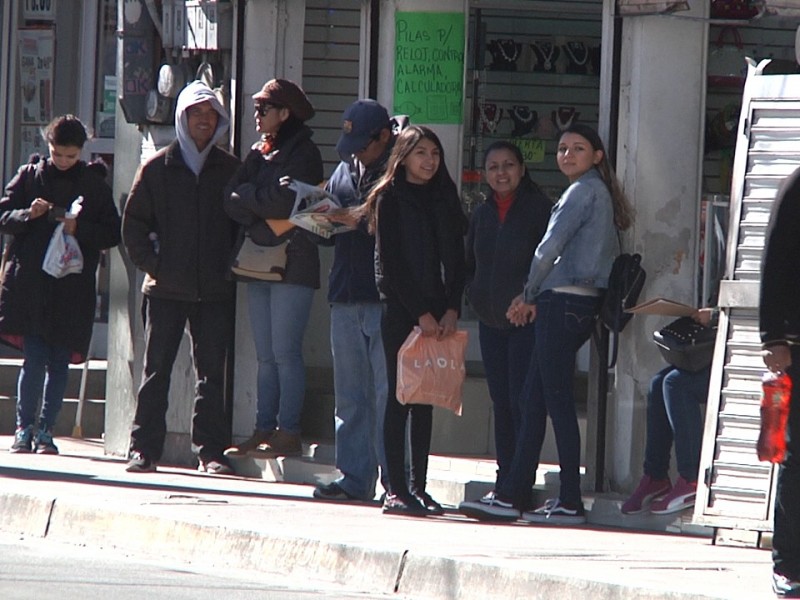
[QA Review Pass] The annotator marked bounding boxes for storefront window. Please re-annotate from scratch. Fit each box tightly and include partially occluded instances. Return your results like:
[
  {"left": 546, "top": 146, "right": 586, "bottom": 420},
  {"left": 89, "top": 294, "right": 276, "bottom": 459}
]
[
  {"left": 462, "top": 4, "right": 603, "bottom": 214},
  {"left": 461, "top": 3, "right": 603, "bottom": 325},
  {"left": 95, "top": 0, "right": 117, "bottom": 138}
]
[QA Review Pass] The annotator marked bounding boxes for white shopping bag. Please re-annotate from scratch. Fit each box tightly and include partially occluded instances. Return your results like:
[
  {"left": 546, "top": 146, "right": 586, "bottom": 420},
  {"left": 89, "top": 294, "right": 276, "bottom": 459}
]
[{"left": 42, "top": 197, "right": 84, "bottom": 278}]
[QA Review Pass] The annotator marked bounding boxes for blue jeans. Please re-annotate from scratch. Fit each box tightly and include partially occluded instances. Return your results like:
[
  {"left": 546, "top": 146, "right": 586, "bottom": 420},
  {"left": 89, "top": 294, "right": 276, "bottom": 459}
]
[
  {"left": 498, "top": 290, "right": 600, "bottom": 509},
  {"left": 643, "top": 365, "right": 710, "bottom": 482},
  {"left": 479, "top": 320, "right": 536, "bottom": 490},
  {"left": 16, "top": 335, "right": 70, "bottom": 431},
  {"left": 330, "top": 303, "right": 389, "bottom": 499},
  {"left": 247, "top": 281, "right": 314, "bottom": 434}
]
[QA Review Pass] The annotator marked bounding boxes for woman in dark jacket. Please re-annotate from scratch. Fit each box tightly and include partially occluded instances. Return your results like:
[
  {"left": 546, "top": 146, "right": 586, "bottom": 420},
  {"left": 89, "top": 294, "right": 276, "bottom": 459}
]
[
  {"left": 360, "top": 125, "right": 466, "bottom": 516},
  {"left": 0, "top": 115, "right": 121, "bottom": 454},
  {"left": 463, "top": 141, "right": 551, "bottom": 502},
  {"left": 223, "top": 79, "right": 323, "bottom": 459}
]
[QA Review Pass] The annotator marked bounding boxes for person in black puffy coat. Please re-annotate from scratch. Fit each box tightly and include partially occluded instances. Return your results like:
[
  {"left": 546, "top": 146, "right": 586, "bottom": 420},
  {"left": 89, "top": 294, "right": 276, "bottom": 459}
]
[
  {"left": 1, "top": 115, "right": 121, "bottom": 455},
  {"left": 122, "top": 82, "right": 240, "bottom": 475}
]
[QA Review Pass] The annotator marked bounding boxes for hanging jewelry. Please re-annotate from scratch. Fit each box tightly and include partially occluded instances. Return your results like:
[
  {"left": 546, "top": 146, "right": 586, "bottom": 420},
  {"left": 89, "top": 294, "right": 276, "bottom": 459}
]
[
  {"left": 496, "top": 39, "right": 519, "bottom": 64},
  {"left": 478, "top": 102, "right": 502, "bottom": 134},
  {"left": 563, "top": 40, "right": 589, "bottom": 74},
  {"left": 531, "top": 41, "right": 557, "bottom": 72},
  {"left": 552, "top": 106, "right": 580, "bottom": 136},
  {"left": 488, "top": 39, "right": 520, "bottom": 71},
  {"left": 510, "top": 105, "right": 537, "bottom": 137}
]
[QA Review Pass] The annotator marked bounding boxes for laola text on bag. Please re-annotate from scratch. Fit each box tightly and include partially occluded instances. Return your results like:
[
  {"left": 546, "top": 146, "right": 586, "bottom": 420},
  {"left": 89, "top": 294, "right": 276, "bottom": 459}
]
[{"left": 412, "top": 356, "right": 465, "bottom": 371}]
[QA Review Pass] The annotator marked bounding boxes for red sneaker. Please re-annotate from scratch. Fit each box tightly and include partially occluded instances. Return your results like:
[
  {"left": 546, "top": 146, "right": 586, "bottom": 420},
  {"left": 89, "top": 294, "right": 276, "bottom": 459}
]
[
  {"left": 650, "top": 476, "right": 697, "bottom": 514},
  {"left": 620, "top": 475, "right": 672, "bottom": 515}
]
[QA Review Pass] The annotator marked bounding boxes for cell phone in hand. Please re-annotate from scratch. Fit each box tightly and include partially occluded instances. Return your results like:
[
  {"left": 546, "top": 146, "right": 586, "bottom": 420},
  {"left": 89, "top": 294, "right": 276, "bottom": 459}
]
[{"left": 48, "top": 206, "right": 67, "bottom": 222}]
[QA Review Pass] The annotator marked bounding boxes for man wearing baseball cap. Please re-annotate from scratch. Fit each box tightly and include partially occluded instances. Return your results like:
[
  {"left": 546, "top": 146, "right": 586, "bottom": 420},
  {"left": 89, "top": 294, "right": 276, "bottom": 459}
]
[{"left": 313, "top": 100, "right": 407, "bottom": 502}]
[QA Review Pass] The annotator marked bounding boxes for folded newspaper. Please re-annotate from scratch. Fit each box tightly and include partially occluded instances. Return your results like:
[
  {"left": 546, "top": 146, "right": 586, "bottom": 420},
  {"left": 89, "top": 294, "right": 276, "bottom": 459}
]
[{"left": 288, "top": 180, "right": 354, "bottom": 239}]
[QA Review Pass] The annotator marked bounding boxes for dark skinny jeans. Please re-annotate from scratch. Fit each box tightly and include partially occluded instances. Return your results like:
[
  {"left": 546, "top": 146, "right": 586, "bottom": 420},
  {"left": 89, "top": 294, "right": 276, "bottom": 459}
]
[
  {"left": 479, "top": 320, "right": 536, "bottom": 491},
  {"left": 381, "top": 301, "right": 437, "bottom": 498},
  {"left": 497, "top": 290, "right": 600, "bottom": 509},
  {"left": 774, "top": 349, "right": 800, "bottom": 580}
]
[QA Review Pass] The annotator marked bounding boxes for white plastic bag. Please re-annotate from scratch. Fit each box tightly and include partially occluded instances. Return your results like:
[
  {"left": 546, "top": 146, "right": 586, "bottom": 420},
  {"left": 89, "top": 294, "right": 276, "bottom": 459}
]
[{"left": 42, "top": 222, "right": 83, "bottom": 278}]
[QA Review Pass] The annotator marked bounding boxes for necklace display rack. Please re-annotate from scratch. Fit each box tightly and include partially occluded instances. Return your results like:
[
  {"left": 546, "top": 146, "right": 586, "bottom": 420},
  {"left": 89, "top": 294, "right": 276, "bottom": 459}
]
[
  {"left": 530, "top": 40, "right": 559, "bottom": 72},
  {"left": 478, "top": 102, "right": 503, "bottom": 134},
  {"left": 510, "top": 105, "right": 538, "bottom": 137},
  {"left": 552, "top": 106, "right": 580, "bottom": 136},
  {"left": 488, "top": 38, "right": 521, "bottom": 71},
  {"left": 563, "top": 40, "right": 591, "bottom": 75}
]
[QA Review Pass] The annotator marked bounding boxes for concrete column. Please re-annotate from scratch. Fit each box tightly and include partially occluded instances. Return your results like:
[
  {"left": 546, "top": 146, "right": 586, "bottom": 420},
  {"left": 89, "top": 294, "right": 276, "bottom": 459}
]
[
  {"left": 104, "top": 5, "right": 148, "bottom": 457},
  {"left": 234, "top": 0, "right": 306, "bottom": 152},
  {"left": 610, "top": 1, "right": 708, "bottom": 491}
]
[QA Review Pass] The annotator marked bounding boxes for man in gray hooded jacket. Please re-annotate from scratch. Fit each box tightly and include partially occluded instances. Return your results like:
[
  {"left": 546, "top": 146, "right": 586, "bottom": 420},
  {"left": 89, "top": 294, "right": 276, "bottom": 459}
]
[{"left": 122, "top": 81, "right": 240, "bottom": 475}]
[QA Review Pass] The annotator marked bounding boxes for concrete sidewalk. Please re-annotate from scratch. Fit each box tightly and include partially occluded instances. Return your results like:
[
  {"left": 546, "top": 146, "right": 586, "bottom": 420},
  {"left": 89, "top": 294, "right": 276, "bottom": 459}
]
[{"left": 0, "top": 436, "right": 776, "bottom": 599}]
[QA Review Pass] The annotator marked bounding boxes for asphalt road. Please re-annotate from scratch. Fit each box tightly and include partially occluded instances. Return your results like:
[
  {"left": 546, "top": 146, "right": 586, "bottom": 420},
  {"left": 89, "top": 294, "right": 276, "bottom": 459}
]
[{"left": 0, "top": 532, "right": 404, "bottom": 600}]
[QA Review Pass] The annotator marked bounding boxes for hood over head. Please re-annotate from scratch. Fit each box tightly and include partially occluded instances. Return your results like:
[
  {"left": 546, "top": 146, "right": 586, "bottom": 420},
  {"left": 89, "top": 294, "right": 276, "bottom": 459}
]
[{"left": 175, "top": 80, "right": 230, "bottom": 176}]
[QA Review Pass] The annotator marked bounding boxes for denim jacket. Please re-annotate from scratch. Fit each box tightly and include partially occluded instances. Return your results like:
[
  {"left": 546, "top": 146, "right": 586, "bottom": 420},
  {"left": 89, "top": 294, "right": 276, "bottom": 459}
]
[{"left": 522, "top": 169, "right": 617, "bottom": 303}]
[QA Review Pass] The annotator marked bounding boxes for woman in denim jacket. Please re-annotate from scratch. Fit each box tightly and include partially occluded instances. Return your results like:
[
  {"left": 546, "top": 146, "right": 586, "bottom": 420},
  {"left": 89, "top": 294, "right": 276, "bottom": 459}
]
[{"left": 460, "top": 123, "right": 633, "bottom": 524}]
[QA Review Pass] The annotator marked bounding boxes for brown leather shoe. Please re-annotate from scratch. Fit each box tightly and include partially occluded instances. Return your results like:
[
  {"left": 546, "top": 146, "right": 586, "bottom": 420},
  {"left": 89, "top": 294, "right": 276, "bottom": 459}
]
[
  {"left": 223, "top": 429, "right": 275, "bottom": 457},
  {"left": 247, "top": 429, "right": 302, "bottom": 458}
]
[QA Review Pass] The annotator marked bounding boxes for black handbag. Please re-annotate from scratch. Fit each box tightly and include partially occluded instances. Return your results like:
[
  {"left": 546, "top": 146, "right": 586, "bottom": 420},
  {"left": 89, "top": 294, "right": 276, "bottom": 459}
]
[{"left": 653, "top": 317, "right": 716, "bottom": 372}]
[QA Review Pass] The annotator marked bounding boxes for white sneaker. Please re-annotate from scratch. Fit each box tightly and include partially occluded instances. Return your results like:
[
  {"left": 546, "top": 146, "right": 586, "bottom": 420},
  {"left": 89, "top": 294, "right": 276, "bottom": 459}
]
[{"left": 480, "top": 490, "right": 497, "bottom": 503}]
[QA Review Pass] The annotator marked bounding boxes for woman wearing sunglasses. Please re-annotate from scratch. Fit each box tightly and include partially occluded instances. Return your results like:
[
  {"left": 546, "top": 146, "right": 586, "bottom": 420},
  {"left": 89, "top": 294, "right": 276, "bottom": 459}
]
[{"left": 223, "top": 79, "right": 323, "bottom": 460}]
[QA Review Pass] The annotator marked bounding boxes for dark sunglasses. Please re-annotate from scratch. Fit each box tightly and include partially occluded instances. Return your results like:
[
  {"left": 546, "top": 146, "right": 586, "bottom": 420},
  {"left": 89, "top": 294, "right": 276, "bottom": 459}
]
[{"left": 254, "top": 103, "right": 279, "bottom": 117}]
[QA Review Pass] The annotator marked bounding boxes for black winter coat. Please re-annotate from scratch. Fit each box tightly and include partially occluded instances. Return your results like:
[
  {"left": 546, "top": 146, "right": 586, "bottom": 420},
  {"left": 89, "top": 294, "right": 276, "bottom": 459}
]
[
  {"left": 375, "top": 178, "right": 466, "bottom": 320},
  {"left": 122, "top": 141, "right": 241, "bottom": 303},
  {"left": 0, "top": 156, "right": 121, "bottom": 362},
  {"left": 224, "top": 124, "right": 324, "bottom": 289},
  {"left": 465, "top": 178, "right": 552, "bottom": 329},
  {"left": 761, "top": 166, "right": 800, "bottom": 347}
]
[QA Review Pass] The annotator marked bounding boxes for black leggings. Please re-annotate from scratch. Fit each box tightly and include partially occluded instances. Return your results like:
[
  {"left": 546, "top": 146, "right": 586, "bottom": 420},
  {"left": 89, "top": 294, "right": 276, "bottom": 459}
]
[{"left": 382, "top": 302, "right": 435, "bottom": 498}]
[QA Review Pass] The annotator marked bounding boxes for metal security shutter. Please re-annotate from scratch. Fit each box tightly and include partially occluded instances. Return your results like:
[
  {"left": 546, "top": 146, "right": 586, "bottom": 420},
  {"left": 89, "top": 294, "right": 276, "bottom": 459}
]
[
  {"left": 695, "top": 65, "right": 800, "bottom": 535},
  {"left": 303, "top": 0, "right": 363, "bottom": 175}
]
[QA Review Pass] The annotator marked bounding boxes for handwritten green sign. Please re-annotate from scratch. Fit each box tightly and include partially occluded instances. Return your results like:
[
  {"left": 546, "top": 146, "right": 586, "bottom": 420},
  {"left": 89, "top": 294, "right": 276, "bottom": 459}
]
[
  {"left": 394, "top": 12, "right": 465, "bottom": 124},
  {"left": 514, "top": 138, "right": 546, "bottom": 163}
]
